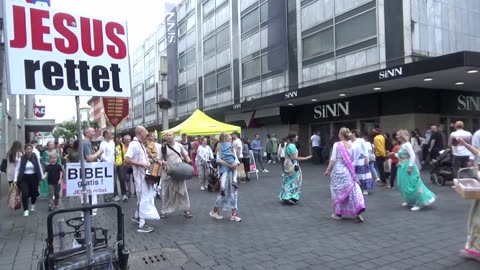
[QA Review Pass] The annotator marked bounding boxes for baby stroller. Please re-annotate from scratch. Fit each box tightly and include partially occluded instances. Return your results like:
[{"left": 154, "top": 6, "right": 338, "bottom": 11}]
[
  {"left": 37, "top": 203, "right": 129, "bottom": 270},
  {"left": 207, "top": 159, "right": 220, "bottom": 192},
  {"left": 430, "top": 148, "right": 454, "bottom": 186}
]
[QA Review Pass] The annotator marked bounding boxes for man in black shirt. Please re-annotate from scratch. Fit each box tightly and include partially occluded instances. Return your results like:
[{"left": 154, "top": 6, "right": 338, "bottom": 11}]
[{"left": 428, "top": 125, "right": 444, "bottom": 160}]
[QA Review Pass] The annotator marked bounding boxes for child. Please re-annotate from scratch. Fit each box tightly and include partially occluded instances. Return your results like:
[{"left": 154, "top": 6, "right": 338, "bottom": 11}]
[
  {"left": 388, "top": 138, "right": 401, "bottom": 189},
  {"left": 44, "top": 154, "right": 64, "bottom": 211},
  {"left": 218, "top": 133, "right": 239, "bottom": 196}
]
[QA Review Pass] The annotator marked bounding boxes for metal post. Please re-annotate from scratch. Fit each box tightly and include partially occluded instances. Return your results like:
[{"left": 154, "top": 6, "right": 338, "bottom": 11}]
[
  {"left": 75, "top": 96, "right": 93, "bottom": 264},
  {"left": 161, "top": 77, "right": 169, "bottom": 130},
  {"left": 57, "top": 218, "right": 65, "bottom": 251}
]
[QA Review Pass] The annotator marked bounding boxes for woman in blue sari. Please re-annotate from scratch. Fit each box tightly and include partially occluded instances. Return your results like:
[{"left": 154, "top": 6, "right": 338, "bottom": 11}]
[
  {"left": 279, "top": 131, "right": 312, "bottom": 205},
  {"left": 324, "top": 127, "right": 366, "bottom": 222},
  {"left": 392, "top": 129, "right": 436, "bottom": 211}
]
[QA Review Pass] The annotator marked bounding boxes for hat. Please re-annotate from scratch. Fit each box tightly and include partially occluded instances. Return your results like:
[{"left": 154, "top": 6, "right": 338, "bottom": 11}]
[{"left": 373, "top": 128, "right": 381, "bottom": 133}]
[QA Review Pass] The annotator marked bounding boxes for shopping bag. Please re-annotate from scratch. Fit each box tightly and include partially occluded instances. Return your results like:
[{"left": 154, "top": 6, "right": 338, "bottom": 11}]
[
  {"left": 8, "top": 185, "right": 21, "bottom": 210},
  {"left": 237, "top": 163, "right": 246, "bottom": 179}
]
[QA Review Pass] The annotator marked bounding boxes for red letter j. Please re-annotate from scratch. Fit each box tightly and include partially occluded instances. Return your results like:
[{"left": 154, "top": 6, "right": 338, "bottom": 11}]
[{"left": 10, "top": 6, "right": 27, "bottom": 48}]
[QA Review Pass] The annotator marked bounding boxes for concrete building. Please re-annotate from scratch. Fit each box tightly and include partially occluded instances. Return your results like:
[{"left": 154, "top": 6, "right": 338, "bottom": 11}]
[{"left": 117, "top": 0, "right": 480, "bottom": 154}]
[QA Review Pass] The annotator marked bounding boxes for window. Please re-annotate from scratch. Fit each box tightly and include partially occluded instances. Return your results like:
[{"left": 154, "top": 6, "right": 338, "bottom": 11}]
[
  {"left": 260, "top": 2, "right": 268, "bottom": 24},
  {"left": 302, "top": 27, "right": 334, "bottom": 59},
  {"left": 186, "top": 49, "right": 196, "bottom": 66},
  {"left": 261, "top": 54, "right": 269, "bottom": 73},
  {"left": 216, "top": 26, "right": 229, "bottom": 47},
  {"left": 178, "top": 54, "right": 186, "bottom": 70},
  {"left": 335, "top": 9, "right": 376, "bottom": 49},
  {"left": 204, "top": 36, "right": 215, "bottom": 54},
  {"left": 241, "top": 8, "right": 259, "bottom": 34},
  {"left": 178, "top": 86, "right": 187, "bottom": 102},
  {"left": 204, "top": 75, "right": 216, "bottom": 93},
  {"left": 204, "top": 0, "right": 215, "bottom": 16},
  {"left": 242, "top": 57, "right": 260, "bottom": 80},
  {"left": 145, "top": 75, "right": 155, "bottom": 89},
  {"left": 178, "top": 21, "right": 187, "bottom": 37},
  {"left": 187, "top": 83, "right": 197, "bottom": 99},
  {"left": 217, "top": 69, "right": 231, "bottom": 88},
  {"left": 145, "top": 99, "right": 156, "bottom": 114}
]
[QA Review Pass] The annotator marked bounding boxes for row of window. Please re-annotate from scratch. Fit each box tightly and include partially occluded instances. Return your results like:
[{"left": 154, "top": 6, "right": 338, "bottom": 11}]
[
  {"left": 179, "top": 48, "right": 196, "bottom": 71},
  {"left": 241, "top": 0, "right": 268, "bottom": 35},
  {"left": 203, "top": 0, "right": 228, "bottom": 17},
  {"left": 302, "top": 5, "right": 377, "bottom": 63},
  {"left": 204, "top": 67, "right": 231, "bottom": 93},
  {"left": 204, "top": 24, "right": 229, "bottom": 55},
  {"left": 144, "top": 99, "right": 156, "bottom": 115},
  {"left": 177, "top": 83, "right": 198, "bottom": 103},
  {"left": 242, "top": 53, "right": 270, "bottom": 80}
]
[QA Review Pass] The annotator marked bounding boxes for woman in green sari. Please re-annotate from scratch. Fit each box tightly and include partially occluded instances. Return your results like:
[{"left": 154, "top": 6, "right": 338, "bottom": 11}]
[
  {"left": 40, "top": 141, "right": 61, "bottom": 198},
  {"left": 392, "top": 130, "right": 436, "bottom": 211},
  {"left": 278, "top": 132, "right": 312, "bottom": 205},
  {"left": 456, "top": 138, "right": 480, "bottom": 261}
]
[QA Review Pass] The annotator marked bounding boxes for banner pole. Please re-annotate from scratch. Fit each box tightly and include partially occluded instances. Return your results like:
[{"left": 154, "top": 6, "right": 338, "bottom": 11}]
[{"left": 75, "top": 96, "right": 93, "bottom": 263}]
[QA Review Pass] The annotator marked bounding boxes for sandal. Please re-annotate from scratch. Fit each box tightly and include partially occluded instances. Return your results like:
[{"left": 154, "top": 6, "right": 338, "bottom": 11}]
[
  {"left": 160, "top": 213, "right": 167, "bottom": 218},
  {"left": 184, "top": 211, "right": 193, "bottom": 218}
]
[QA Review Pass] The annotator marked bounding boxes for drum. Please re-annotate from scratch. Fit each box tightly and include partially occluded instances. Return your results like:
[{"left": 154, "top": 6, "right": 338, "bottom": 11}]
[{"left": 166, "top": 162, "right": 194, "bottom": 181}]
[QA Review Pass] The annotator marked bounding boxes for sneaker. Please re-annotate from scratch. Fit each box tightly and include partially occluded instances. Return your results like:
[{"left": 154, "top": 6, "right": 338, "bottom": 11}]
[
  {"left": 363, "top": 190, "right": 369, "bottom": 196},
  {"left": 131, "top": 217, "right": 140, "bottom": 224},
  {"left": 209, "top": 211, "right": 223, "bottom": 220},
  {"left": 112, "top": 195, "right": 121, "bottom": 202},
  {"left": 267, "top": 160, "right": 272, "bottom": 164},
  {"left": 200, "top": 186, "right": 205, "bottom": 191},
  {"left": 230, "top": 213, "right": 242, "bottom": 222},
  {"left": 220, "top": 189, "right": 225, "bottom": 196},
  {"left": 411, "top": 205, "right": 421, "bottom": 211},
  {"left": 232, "top": 182, "right": 238, "bottom": 189},
  {"left": 262, "top": 169, "right": 269, "bottom": 173},
  {"left": 122, "top": 195, "right": 129, "bottom": 202},
  {"left": 23, "top": 210, "right": 29, "bottom": 217},
  {"left": 137, "top": 224, "right": 154, "bottom": 233},
  {"left": 30, "top": 204, "right": 35, "bottom": 212},
  {"left": 331, "top": 214, "right": 342, "bottom": 220},
  {"left": 402, "top": 202, "right": 410, "bottom": 207}
]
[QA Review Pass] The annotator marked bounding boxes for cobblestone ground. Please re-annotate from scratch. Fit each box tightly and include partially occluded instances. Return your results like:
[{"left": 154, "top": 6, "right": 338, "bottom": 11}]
[{"left": 0, "top": 163, "right": 479, "bottom": 270}]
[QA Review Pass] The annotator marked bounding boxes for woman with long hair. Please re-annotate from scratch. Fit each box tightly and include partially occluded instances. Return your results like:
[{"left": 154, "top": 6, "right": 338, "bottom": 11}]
[
  {"left": 13, "top": 144, "right": 44, "bottom": 217},
  {"left": 196, "top": 137, "right": 214, "bottom": 190},
  {"left": 392, "top": 129, "right": 436, "bottom": 211},
  {"left": 324, "top": 127, "right": 366, "bottom": 222},
  {"left": 350, "top": 129, "right": 375, "bottom": 195},
  {"left": 410, "top": 130, "right": 423, "bottom": 169},
  {"left": 6, "top": 141, "right": 23, "bottom": 185},
  {"left": 278, "top": 131, "right": 312, "bottom": 205}
]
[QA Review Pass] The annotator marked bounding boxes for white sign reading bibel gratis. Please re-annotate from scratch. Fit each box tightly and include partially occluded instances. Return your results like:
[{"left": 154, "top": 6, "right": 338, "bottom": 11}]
[
  {"left": 66, "top": 162, "right": 115, "bottom": 197},
  {"left": 3, "top": 0, "right": 131, "bottom": 97}
]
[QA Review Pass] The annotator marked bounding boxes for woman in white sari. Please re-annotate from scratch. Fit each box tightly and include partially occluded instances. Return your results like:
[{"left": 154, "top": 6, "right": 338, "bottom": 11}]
[{"left": 456, "top": 138, "right": 480, "bottom": 261}]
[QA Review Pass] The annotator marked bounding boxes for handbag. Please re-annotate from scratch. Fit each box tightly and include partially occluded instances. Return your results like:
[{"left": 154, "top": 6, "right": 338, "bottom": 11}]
[
  {"left": 0, "top": 158, "right": 7, "bottom": 173},
  {"left": 237, "top": 163, "right": 246, "bottom": 179}
]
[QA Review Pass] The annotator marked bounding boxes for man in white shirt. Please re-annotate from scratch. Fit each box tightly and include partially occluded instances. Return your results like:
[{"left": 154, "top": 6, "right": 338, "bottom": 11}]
[
  {"left": 31, "top": 140, "right": 41, "bottom": 158},
  {"left": 449, "top": 121, "right": 474, "bottom": 177},
  {"left": 125, "top": 125, "right": 159, "bottom": 233},
  {"left": 99, "top": 130, "right": 117, "bottom": 201},
  {"left": 309, "top": 131, "right": 321, "bottom": 165}
]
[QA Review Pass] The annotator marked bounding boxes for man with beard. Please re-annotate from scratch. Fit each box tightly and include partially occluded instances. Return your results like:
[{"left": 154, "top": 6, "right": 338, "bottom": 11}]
[
  {"left": 158, "top": 131, "right": 193, "bottom": 218},
  {"left": 125, "top": 126, "right": 160, "bottom": 233}
]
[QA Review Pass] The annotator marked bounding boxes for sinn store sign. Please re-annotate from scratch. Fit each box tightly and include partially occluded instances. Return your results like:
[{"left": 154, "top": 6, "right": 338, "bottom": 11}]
[
  {"left": 458, "top": 95, "right": 480, "bottom": 111},
  {"left": 379, "top": 67, "right": 403, "bottom": 79},
  {"left": 313, "top": 101, "right": 350, "bottom": 119}
]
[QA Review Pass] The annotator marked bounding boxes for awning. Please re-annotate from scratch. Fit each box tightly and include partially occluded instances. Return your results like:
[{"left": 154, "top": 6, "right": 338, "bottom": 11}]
[
  {"left": 24, "top": 118, "right": 56, "bottom": 132},
  {"left": 161, "top": 109, "right": 241, "bottom": 137}
]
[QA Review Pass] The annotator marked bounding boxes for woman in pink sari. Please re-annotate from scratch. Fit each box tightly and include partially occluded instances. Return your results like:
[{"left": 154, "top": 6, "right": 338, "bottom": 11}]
[{"left": 324, "top": 127, "right": 366, "bottom": 222}]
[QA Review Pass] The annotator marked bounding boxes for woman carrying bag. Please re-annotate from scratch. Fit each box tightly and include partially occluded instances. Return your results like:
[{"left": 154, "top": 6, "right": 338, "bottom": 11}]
[{"left": 13, "top": 144, "right": 44, "bottom": 217}]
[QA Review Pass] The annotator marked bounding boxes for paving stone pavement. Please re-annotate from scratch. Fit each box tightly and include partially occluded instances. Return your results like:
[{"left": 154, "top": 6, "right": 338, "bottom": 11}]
[{"left": 0, "top": 163, "right": 479, "bottom": 270}]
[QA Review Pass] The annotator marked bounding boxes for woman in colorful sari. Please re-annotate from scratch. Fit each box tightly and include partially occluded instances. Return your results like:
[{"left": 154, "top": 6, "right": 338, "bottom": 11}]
[
  {"left": 279, "top": 131, "right": 312, "bottom": 205},
  {"left": 393, "top": 130, "right": 436, "bottom": 211},
  {"left": 324, "top": 127, "right": 366, "bottom": 222},
  {"left": 350, "top": 129, "right": 375, "bottom": 195},
  {"left": 454, "top": 138, "right": 480, "bottom": 261}
]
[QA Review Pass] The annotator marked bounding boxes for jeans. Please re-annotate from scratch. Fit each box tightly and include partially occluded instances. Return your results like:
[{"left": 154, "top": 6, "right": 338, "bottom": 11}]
[
  {"left": 115, "top": 165, "right": 128, "bottom": 196},
  {"left": 312, "top": 146, "right": 321, "bottom": 164},
  {"left": 19, "top": 174, "right": 39, "bottom": 211},
  {"left": 369, "top": 161, "right": 378, "bottom": 180},
  {"left": 452, "top": 155, "right": 471, "bottom": 178},
  {"left": 375, "top": 156, "right": 387, "bottom": 184},
  {"left": 390, "top": 163, "right": 398, "bottom": 187}
]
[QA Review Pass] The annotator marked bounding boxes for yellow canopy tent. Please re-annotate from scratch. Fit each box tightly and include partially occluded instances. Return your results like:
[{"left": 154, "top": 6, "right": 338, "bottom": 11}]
[{"left": 161, "top": 109, "right": 241, "bottom": 137}]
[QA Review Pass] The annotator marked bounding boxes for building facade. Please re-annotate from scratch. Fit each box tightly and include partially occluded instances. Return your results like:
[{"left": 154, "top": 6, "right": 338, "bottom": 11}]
[{"left": 118, "top": 0, "right": 480, "bottom": 154}]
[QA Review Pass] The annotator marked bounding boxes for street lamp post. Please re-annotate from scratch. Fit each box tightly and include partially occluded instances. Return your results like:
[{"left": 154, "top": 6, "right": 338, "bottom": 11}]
[{"left": 156, "top": 56, "right": 172, "bottom": 131}]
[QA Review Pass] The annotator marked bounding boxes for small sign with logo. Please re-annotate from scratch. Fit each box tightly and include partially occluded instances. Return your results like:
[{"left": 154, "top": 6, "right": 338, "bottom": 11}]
[
  {"left": 102, "top": 97, "right": 129, "bottom": 127},
  {"left": 34, "top": 105, "right": 45, "bottom": 118}
]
